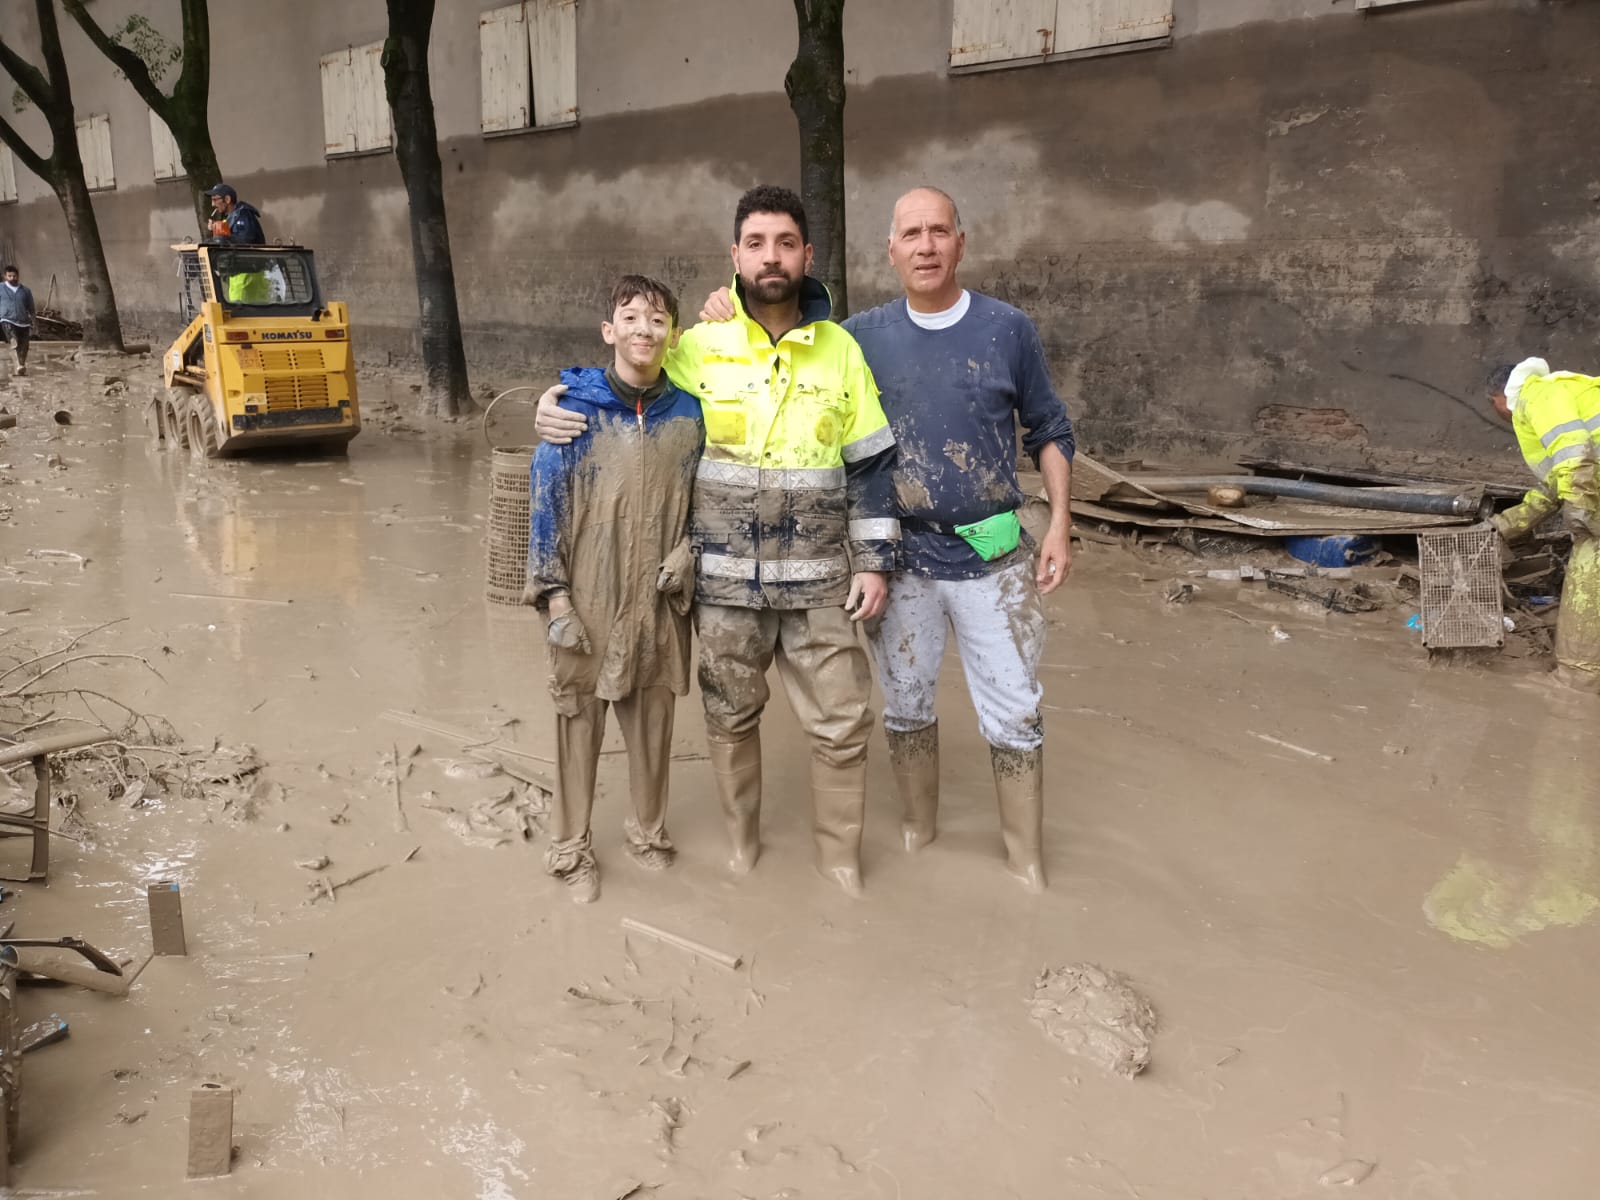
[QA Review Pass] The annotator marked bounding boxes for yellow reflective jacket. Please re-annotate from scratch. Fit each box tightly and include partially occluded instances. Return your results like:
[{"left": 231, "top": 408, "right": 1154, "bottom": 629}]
[
  {"left": 1501, "top": 371, "right": 1600, "bottom": 534},
  {"left": 666, "top": 277, "right": 899, "bottom": 609}
]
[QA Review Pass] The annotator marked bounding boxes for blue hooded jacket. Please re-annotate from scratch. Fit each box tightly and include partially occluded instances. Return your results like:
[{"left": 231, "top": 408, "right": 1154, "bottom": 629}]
[{"left": 527, "top": 366, "right": 704, "bottom": 709}]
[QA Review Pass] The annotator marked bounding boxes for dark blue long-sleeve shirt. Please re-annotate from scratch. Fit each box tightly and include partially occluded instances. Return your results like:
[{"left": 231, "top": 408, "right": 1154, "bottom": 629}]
[{"left": 843, "top": 292, "right": 1075, "bottom": 580}]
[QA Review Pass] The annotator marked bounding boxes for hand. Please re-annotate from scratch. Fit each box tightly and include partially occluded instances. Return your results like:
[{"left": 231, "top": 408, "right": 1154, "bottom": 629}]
[
  {"left": 547, "top": 610, "right": 591, "bottom": 653},
  {"left": 657, "top": 540, "right": 693, "bottom": 595},
  {"left": 657, "top": 540, "right": 695, "bottom": 615},
  {"left": 534, "top": 385, "right": 587, "bottom": 446},
  {"left": 845, "top": 572, "right": 888, "bottom": 622},
  {"left": 1037, "top": 524, "right": 1073, "bottom": 595},
  {"left": 699, "top": 287, "right": 736, "bottom": 322}
]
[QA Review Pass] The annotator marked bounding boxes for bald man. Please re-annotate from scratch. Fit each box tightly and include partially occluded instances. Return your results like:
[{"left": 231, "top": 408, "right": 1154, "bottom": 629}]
[{"left": 844, "top": 187, "right": 1075, "bottom": 891}]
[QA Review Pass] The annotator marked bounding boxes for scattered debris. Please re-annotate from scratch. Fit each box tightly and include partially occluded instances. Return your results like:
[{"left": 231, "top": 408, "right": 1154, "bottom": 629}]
[
  {"left": 307, "top": 846, "right": 419, "bottom": 904},
  {"left": 296, "top": 855, "right": 331, "bottom": 871},
  {"left": 1318, "top": 1159, "right": 1376, "bottom": 1187},
  {"left": 19, "top": 1016, "right": 68, "bottom": 1054},
  {"left": 1028, "top": 963, "right": 1156, "bottom": 1080},
  {"left": 1249, "top": 731, "right": 1335, "bottom": 763},
  {"left": 621, "top": 917, "right": 744, "bottom": 972},
  {"left": 423, "top": 785, "right": 547, "bottom": 847}
]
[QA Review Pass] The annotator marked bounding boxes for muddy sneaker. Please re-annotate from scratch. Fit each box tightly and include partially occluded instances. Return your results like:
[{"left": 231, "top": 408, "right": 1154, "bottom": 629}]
[
  {"left": 623, "top": 817, "right": 676, "bottom": 871},
  {"left": 13, "top": 365, "right": 24, "bottom": 377},
  {"left": 545, "top": 834, "right": 600, "bottom": 903}
]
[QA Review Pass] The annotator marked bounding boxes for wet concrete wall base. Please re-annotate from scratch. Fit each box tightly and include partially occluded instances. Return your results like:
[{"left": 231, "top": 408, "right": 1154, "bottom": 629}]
[{"left": 2, "top": 2, "right": 1593, "bottom": 458}]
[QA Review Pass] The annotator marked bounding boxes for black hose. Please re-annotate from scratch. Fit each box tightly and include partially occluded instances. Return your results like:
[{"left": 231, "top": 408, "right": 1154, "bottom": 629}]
[{"left": 1123, "top": 475, "right": 1490, "bottom": 519}]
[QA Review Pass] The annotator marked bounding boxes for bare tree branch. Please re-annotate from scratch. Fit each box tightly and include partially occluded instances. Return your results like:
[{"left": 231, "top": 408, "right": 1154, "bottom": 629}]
[
  {"left": 0, "top": 112, "right": 49, "bottom": 181},
  {"left": 0, "top": 35, "right": 54, "bottom": 110},
  {"left": 60, "top": 0, "right": 172, "bottom": 118}
]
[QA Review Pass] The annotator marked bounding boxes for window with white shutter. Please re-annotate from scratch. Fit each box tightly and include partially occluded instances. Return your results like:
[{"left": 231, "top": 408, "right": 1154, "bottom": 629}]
[
  {"left": 76, "top": 113, "right": 115, "bottom": 191},
  {"left": 478, "top": 1, "right": 578, "bottom": 136},
  {"left": 150, "top": 110, "right": 183, "bottom": 181},
  {"left": 0, "top": 146, "right": 17, "bottom": 205},
  {"left": 320, "top": 41, "right": 392, "bottom": 158},
  {"left": 951, "top": 0, "right": 1172, "bottom": 71}
]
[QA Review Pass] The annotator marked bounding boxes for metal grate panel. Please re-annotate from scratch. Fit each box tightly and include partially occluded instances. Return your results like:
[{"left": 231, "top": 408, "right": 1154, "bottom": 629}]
[
  {"left": 1418, "top": 525, "right": 1502, "bottom": 648},
  {"left": 263, "top": 374, "right": 331, "bottom": 412},
  {"left": 486, "top": 447, "right": 535, "bottom": 605}
]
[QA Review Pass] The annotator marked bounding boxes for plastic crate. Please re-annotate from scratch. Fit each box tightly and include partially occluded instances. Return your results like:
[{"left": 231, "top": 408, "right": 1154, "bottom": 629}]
[{"left": 1417, "top": 525, "right": 1503, "bottom": 649}]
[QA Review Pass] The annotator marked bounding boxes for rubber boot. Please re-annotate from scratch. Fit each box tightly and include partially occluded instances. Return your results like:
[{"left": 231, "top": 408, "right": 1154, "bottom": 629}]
[
  {"left": 991, "top": 745, "right": 1046, "bottom": 893},
  {"left": 811, "top": 758, "right": 866, "bottom": 898},
  {"left": 707, "top": 732, "right": 762, "bottom": 876},
  {"left": 886, "top": 723, "right": 939, "bottom": 852}
]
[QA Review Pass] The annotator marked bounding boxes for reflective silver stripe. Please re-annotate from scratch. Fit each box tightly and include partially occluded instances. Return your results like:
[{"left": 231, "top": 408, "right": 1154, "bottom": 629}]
[
  {"left": 1537, "top": 414, "right": 1600, "bottom": 448},
  {"left": 1548, "top": 443, "right": 1590, "bottom": 467},
  {"left": 841, "top": 423, "right": 895, "bottom": 463},
  {"left": 696, "top": 459, "right": 845, "bottom": 490},
  {"left": 699, "top": 552, "right": 757, "bottom": 580},
  {"left": 697, "top": 553, "right": 850, "bottom": 583},
  {"left": 1532, "top": 456, "right": 1554, "bottom": 480},
  {"left": 1539, "top": 418, "right": 1589, "bottom": 448},
  {"left": 761, "top": 557, "right": 848, "bottom": 582},
  {"left": 848, "top": 518, "right": 902, "bottom": 541}
]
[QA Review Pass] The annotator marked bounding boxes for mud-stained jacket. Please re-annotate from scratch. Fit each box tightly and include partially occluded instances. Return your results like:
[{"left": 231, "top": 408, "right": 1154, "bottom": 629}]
[
  {"left": 667, "top": 277, "right": 899, "bottom": 609},
  {"left": 1498, "top": 370, "right": 1600, "bottom": 538},
  {"left": 527, "top": 367, "right": 704, "bottom": 713}
]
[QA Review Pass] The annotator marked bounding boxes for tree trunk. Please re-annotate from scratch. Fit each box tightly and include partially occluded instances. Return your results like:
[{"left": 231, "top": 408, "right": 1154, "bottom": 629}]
[
  {"left": 786, "top": 0, "right": 848, "bottom": 317},
  {"left": 52, "top": 168, "right": 123, "bottom": 351},
  {"left": 383, "top": 0, "right": 471, "bottom": 418},
  {"left": 172, "top": 111, "right": 223, "bottom": 229},
  {"left": 0, "top": 0, "right": 126, "bottom": 351}
]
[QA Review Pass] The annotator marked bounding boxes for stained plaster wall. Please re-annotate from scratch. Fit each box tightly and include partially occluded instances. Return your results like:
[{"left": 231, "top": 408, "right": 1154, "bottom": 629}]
[{"left": 0, "top": 0, "right": 1591, "bottom": 459}]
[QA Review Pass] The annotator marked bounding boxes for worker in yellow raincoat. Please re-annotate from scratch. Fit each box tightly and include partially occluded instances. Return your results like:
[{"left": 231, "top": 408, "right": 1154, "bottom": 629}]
[{"left": 1488, "top": 358, "right": 1600, "bottom": 687}]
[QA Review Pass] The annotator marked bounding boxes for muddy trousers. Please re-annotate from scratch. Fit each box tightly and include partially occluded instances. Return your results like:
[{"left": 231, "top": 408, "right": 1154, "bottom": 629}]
[
  {"left": 868, "top": 558, "right": 1046, "bottom": 750},
  {"left": 695, "top": 604, "right": 874, "bottom": 891},
  {"left": 0, "top": 323, "right": 28, "bottom": 373},
  {"left": 871, "top": 560, "right": 1049, "bottom": 889},
  {"left": 1556, "top": 534, "right": 1600, "bottom": 690},
  {"left": 546, "top": 686, "right": 676, "bottom": 878}
]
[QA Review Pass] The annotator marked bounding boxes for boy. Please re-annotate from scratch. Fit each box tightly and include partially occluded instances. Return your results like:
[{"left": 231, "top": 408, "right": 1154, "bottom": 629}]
[{"left": 525, "top": 276, "right": 704, "bottom": 902}]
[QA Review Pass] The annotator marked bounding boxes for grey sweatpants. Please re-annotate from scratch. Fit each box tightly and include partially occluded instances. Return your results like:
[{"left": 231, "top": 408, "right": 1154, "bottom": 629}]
[{"left": 868, "top": 558, "right": 1046, "bottom": 751}]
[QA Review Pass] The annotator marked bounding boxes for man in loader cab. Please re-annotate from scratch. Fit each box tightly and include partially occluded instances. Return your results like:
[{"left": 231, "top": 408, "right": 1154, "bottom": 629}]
[
  {"left": 205, "top": 183, "right": 265, "bottom": 245},
  {"left": 206, "top": 183, "right": 270, "bottom": 305}
]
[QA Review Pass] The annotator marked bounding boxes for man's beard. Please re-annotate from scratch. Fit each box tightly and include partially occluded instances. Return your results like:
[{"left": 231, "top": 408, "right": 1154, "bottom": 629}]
[{"left": 744, "top": 270, "right": 800, "bottom": 305}]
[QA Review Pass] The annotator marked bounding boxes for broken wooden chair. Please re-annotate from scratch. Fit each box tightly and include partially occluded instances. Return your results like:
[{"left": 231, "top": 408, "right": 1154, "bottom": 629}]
[{"left": 0, "top": 729, "right": 117, "bottom": 882}]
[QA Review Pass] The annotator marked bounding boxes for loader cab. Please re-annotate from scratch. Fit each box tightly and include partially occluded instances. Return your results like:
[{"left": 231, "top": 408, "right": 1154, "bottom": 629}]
[{"left": 176, "top": 244, "right": 326, "bottom": 322}]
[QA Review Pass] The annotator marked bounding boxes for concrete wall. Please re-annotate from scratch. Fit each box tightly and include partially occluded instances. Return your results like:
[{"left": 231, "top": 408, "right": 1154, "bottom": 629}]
[{"left": 0, "top": 0, "right": 1591, "bottom": 460}]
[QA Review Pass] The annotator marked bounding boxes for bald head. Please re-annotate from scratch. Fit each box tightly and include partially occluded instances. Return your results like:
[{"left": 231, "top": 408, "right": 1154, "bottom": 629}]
[
  {"left": 888, "top": 186, "right": 966, "bottom": 313},
  {"left": 891, "top": 187, "right": 962, "bottom": 237}
]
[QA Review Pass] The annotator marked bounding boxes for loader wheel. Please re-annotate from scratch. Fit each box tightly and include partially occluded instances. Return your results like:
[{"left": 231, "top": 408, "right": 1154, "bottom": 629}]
[
  {"left": 188, "top": 402, "right": 221, "bottom": 460},
  {"left": 164, "top": 394, "right": 189, "bottom": 450}
]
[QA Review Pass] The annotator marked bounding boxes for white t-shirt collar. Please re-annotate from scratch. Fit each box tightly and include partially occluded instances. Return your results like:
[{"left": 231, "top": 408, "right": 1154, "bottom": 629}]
[{"left": 905, "top": 290, "right": 970, "bottom": 331}]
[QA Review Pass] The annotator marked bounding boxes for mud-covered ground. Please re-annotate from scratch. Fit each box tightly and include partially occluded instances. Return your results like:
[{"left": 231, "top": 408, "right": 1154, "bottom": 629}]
[{"left": 2, "top": 357, "right": 1597, "bottom": 1199}]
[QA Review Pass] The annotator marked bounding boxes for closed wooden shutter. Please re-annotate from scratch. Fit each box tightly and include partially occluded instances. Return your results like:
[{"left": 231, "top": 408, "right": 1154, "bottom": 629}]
[
  {"left": 76, "top": 114, "right": 115, "bottom": 191},
  {"left": 528, "top": 0, "right": 578, "bottom": 127},
  {"left": 950, "top": 0, "right": 1055, "bottom": 67},
  {"left": 480, "top": 4, "right": 531, "bottom": 133},
  {"left": 150, "top": 109, "right": 183, "bottom": 181}
]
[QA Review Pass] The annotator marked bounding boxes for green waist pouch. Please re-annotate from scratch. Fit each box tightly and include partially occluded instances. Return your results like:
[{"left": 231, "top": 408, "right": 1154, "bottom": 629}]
[{"left": 954, "top": 510, "right": 1022, "bottom": 561}]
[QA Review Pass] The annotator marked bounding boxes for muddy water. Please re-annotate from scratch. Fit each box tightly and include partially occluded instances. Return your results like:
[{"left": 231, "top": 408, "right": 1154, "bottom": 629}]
[{"left": 2, "top": 368, "right": 1598, "bottom": 1198}]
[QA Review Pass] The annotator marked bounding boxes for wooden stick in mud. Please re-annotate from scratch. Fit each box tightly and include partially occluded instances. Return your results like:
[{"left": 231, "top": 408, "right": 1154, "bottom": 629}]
[
  {"left": 391, "top": 743, "right": 408, "bottom": 832},
  {"left": 620, "top": 918, "right": 743, "bottom": 972}
]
